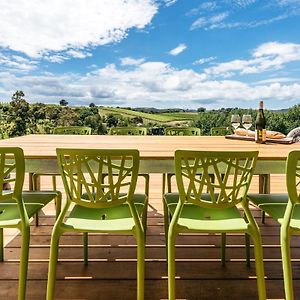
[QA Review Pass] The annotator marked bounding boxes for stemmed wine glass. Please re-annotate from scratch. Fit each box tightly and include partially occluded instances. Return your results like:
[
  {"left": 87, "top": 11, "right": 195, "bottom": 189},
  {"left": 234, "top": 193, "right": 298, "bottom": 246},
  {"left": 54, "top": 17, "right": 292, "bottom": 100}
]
[
  {"left": 231, "top": 114, "right": 240, "bottom": 132},
  {"left": 242, "top": 114, "right": 252, "bottom": 136}
]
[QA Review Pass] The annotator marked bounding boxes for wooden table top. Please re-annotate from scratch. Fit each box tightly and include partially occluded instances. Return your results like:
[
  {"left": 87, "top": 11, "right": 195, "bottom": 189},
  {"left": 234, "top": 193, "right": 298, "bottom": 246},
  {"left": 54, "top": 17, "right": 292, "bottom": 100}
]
[{"left": 0, "top": 134, "right": 299, "bottom": 161}]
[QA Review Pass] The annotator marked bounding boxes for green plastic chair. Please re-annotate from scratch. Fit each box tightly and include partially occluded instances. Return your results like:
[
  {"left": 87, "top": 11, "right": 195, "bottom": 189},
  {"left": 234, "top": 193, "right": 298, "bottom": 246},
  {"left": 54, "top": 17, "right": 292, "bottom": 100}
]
[
  {"left": 165, "top": 127, "right": 201, "bottom": 136},
  {"left": 109, "top": 127, "right": 147, "bottom": 136},
  {"left": 0, "top": 147, "right": 61, "bottom": 300},
  {"left": 32, "top": 126, "right": 92, "bottom": 194},
  {"left": 46, "top": 148, "right": 147, "bottom": 300},
  {"left": 164, "top": 150, "right": 266, "bottom": 300},
  {"left": 108, "top": 127, "right": 149, "bottom": 197},
  {"left": 53, "top": 126, "right": 92, "bottom": 135},
  {"left": 210, "top": 127, "right": 231, "bottom": 136},
  {"left": 248, "top": 150, "right": 300, "bottom": 300}
]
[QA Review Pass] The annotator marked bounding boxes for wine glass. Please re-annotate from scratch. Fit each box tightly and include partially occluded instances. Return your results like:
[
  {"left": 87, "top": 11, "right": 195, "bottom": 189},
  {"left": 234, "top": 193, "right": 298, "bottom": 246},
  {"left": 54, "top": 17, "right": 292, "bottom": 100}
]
[
  {"left": 242, "top": 115, "right": 252, "bottom": 136},
  {"left": 231, "top": 114, "right": 240, "bottom": 132}
]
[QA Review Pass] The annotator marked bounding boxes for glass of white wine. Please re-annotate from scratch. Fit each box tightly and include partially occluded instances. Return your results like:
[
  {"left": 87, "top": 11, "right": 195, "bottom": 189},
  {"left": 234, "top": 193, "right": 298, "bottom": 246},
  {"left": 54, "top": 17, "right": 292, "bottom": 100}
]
[
  {"left": 231, "top": 114, "right": 240, "bottom": 132},
  {"left": 242, "top": 114, "right": 252, "bottom": 136}
]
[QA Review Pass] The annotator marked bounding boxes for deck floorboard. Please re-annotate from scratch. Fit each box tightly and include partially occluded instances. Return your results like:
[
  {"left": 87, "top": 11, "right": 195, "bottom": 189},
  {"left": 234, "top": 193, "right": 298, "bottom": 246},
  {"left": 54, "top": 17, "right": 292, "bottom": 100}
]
[{"left": 2, "top": 174, "right": 297, "bottom": 299}]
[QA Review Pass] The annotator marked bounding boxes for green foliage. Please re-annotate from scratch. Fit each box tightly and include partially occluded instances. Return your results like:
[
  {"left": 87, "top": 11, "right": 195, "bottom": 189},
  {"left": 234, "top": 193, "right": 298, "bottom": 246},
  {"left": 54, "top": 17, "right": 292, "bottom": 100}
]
[
  {"left": 193, "top": 106, "right": 300, "bottom": 136},
  {"left": 101, "top": 107, "right": 197, "bottom": 122},
  {"left": 7, "top": 91, "right": 30, "bottom": 137},
  {"left": 0, "top": 91, "right": 299, "bottom": 139},
  {"left": 59, "top": 99, "right": 68, "bottom": 106},
  {"left": 0, "top": 91, "right": 106, "bottom": 138}
]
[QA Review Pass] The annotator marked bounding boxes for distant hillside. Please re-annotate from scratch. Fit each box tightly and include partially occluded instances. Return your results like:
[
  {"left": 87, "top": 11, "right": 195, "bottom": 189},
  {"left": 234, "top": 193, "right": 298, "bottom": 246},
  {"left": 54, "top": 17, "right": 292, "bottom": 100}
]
[{"left": 100, "top": 107, "right": 198, "bottom": 123}]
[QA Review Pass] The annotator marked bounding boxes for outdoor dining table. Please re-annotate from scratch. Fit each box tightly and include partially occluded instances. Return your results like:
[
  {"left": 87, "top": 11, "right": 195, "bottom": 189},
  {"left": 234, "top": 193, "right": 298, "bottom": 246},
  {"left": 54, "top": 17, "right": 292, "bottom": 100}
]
[{"left": 0, "top": 134, "right": 299, "bottom": 192}]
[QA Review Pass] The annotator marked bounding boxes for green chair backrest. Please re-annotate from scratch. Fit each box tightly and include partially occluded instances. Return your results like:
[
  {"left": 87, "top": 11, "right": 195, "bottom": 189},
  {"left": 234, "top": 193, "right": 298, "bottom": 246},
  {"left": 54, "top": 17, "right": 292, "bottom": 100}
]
[
  {"left": 165, "top": 127, "right": 201, "bottom": 136},
  {"left": 286, "top": 150, "right": 300, "bottom": 204},
  {"left": 0, "top": 147, "right": 25, "bottom": 211},
  {"left": 210, "top": 127, "right": 230, "bottom": 136},
  {"left": 56, "top": 148, "right": 140, "bottom": 209},
  {"left": 175, "top": 150, "right": 258, "bottom": 208},
  {"left": 53, "top": 126, "right": 92, "bottom": 135},
  {"left": 109, "top": 127, "right": 147, "bottom": 136}
]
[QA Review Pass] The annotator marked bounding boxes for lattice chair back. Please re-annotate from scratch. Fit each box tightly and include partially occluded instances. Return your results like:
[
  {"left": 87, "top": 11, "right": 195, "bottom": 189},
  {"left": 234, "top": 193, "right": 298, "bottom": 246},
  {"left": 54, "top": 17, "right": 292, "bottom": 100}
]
[
  {"left": 53, "top": 126, "right": 92, "bottom": 135},
  {"left": 175, "top": 150, "right": 258, "bottom": 208},
  {"left": 0, "top": 147, "right": 25, "bottom": 207},
  {"left": 109, "top": 127, "right": 147, "bottom": 136},
  {"left": 56, "top": 149, "right": 139, "bottom": 208},
  {"left": 210, "top": 127, "right": 231, "bottom": 136},
  {"left": 165, "top": 127, "right": 201, "bottom": 136},
  {"left": 286, "top": 150, "right": 300, "bottom": 205}
]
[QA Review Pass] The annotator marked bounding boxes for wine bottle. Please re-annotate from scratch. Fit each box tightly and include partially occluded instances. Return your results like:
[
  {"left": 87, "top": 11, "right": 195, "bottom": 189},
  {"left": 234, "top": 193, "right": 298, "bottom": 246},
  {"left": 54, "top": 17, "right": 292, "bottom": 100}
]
[{"left": 255, "top": 100, "right": 266, "bottom": 143}]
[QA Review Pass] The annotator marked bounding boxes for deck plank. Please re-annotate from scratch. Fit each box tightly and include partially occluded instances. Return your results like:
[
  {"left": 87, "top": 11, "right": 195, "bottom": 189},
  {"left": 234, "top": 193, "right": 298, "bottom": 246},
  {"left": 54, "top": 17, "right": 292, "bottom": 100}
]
[{"left": 2, "top": 174, "right": 297, "bottom": 299}]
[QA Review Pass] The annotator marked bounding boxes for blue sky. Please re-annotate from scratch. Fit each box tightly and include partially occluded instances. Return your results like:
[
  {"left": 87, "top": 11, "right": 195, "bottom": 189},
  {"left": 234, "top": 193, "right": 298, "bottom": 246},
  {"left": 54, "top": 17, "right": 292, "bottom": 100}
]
[{"left": 0, "top": 0, "right": 300, "bottom": 109}]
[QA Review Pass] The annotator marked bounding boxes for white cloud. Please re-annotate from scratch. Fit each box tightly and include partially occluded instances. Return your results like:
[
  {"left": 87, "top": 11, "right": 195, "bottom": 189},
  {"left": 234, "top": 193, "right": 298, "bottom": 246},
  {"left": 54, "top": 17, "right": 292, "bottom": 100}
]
[
  {"left": 186, "top": 2, "right": 218, "bottom": 16},
  {"left": 164, "top": 0, "right": 177, "bottom": 7},
  {"left": 169, "top": 44, "right": 187, "bottom": 56},
  {"left": 0, "top": 53, "right": 38, "bottom": 72},
  {"left": 190, "top": 12, "right": 229, "bottom": 30},
  {"left": 193, "top": 56, "right": 216, "bottom": 65},
  {"left": 66, "top": 50, "right": 92, "bottom": 59},
  {"left": 0, "top": 0, "right": 158, "bottom": 59},
  {"left": 254, "top": 77, "right": 300, "bottom": 85},
  {"left": 209, "top": 14, "right": 289, "bottom": 30},
  {"left": 1, "top": 55, "right": 300, "bottom": 109},
  {"left": 277, "top": 0, "right": 300, "bottom": 6},
  {"left": 205, "top": 42, "right": 300, "bottom": 77},
  {"left": 231, "top": 0, "right": 257, "bottom": 8},
  {"left": 120, "top": 57, "right": 145, "bottom": 66}
]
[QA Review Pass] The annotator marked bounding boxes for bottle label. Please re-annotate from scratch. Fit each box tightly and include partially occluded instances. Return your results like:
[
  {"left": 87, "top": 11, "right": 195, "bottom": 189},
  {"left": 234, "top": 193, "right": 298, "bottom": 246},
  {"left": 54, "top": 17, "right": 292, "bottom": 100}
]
[
  {"left": 255, "top": 129, "right": 266, "bottom": 143},
  {"left": 262, "top": 129, "right": 266, "bottom": 142}
]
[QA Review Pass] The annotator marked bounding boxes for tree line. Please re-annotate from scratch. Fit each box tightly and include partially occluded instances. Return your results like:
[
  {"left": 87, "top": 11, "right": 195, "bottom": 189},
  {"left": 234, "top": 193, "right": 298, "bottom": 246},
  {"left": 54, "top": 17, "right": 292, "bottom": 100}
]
[{"left": 0, "top": 91, "right": 299, "bottom": 138}]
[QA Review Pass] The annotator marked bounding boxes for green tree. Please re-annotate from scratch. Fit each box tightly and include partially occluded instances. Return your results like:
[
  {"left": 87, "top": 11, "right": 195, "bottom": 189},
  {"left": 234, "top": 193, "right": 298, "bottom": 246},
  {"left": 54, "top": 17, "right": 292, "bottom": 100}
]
[
  {"left": 57, "top": 106, "right": 78, "bottom": 126},
  {"left": 197, "top": 107, "right": 206, "bottom": 113},
  {"left": 7, "top": 91, "right": 30, "bottom": 137},
  {"left": 59, "top": 99, "right": 68, "bottom": 106},
  {"left": 106, "top": 114, "right": 119, "bottom": 127}
]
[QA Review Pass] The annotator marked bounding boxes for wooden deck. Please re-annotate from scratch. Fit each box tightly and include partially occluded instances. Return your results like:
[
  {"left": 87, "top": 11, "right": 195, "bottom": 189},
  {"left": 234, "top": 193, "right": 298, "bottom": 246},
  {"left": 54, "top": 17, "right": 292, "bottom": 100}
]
[{"left": 1, "top": 174, "right": 299, "bottom": 299}]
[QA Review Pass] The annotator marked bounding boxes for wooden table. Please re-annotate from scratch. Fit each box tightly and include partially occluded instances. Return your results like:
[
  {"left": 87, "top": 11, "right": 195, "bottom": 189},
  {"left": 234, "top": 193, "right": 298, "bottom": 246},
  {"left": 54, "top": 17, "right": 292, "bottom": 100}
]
[{"left": 0, "top": 134, "right": 299, "bottom": 192}]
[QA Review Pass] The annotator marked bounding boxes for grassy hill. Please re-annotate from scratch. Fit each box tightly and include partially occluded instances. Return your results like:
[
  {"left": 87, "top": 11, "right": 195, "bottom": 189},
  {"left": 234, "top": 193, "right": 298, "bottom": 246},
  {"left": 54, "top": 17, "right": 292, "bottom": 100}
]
[{"left": 100, "top": 107, "right": 198, "bottom": 123}]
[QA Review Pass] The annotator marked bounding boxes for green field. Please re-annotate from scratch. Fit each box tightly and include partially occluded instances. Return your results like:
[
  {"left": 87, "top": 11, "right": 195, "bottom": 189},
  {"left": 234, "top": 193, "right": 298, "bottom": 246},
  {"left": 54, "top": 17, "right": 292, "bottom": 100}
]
[{"left": 101, "top": 107, "right": 198, "bottom": 123}]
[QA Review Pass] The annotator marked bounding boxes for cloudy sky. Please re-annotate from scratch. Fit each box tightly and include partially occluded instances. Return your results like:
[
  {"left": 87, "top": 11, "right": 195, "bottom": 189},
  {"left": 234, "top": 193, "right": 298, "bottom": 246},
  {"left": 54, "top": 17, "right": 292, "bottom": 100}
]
[{"left": 0, "top": 0, "right": 300, "bottom": 109}]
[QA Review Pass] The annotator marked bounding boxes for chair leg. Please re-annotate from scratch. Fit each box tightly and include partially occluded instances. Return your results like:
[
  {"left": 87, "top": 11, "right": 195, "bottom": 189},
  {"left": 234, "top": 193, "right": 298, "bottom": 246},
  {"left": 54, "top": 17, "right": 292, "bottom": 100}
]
[
  {"left": 143, "top": 174, "right": 150, "bottom": 197},
  {"left": 141, "top": 174, "right": 149, "bottom": 236},
  {"left": 245, "top": 233, "right": 251, "bottom": 267},
  {"left": 0, "top": 228, "right": 3, "bottom": 262},
  {"left": 163, "top": 200, "right": 169, "bottom": 261},
  {"left": 19, "top": 225, "right": 30, "bottom": 300},
  {"left": 221, "top": 233, "right": 226, "bottom": 267},
  {"left": 168, "top": 230, "right": 176, "bottom": 300},
  {"left": 251, "top": 229, "right": 266, "bottom": 300},
  {"left": 261, "top": 211, "right": 265, "bottom": 224},
  {"left": 167, "top": 174, "right": 173, "bottom": 193},
  {"left": 52, "top": 175, "right": 57, "bottom": 191},
  {"left": 136, "top": 231, "right": 145, "bottom": 300},
  {"left": 142, "top": 202, "right": 148, "bottom": 236},
  {"left": 281, "top": 227, "right": 294, "bottom": 300},
  {"left": 35, "top": 212, "right": 39, "bottom": 226},
  {"left": 32, "top": 173, "right": 40, "bottom": 226},
  {"left": 32, "top": 173, "right": 39, "bottom": 191},
  {"left": 46, "top": 228, "right": 61, "bottom": 300},
  {"left": 83, "top": 232, "right": 88, "bottom": 265},
  {"left": 55, "top": 192, "right": 62, "bottom": 219}
]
